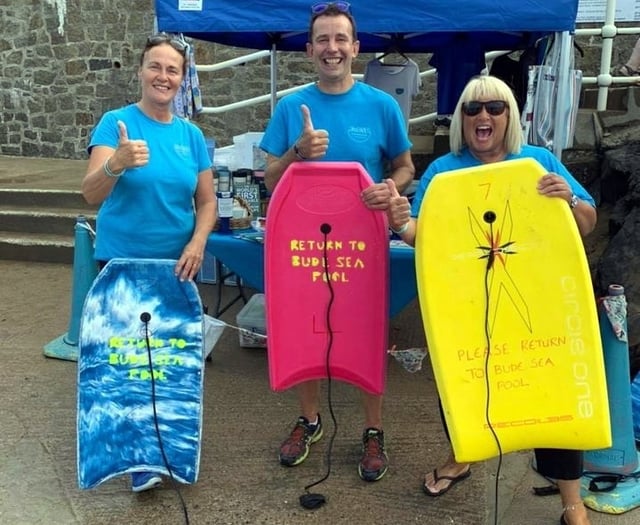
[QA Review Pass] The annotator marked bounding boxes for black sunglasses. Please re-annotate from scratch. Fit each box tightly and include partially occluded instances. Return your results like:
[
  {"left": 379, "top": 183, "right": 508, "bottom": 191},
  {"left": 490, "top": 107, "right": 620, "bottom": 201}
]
[
  {"left": 146, "top": 33, "right": 187, "bottom": 54},
  {"left": 462, "top": 100, "right": 508, "bottom": 117},
  {"left": 311, "top": 2, "right": 351, "bottom": 14}
]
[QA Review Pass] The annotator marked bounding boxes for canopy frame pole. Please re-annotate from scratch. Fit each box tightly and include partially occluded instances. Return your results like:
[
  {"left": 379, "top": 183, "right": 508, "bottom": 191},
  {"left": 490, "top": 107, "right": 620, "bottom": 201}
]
[{"left": 270, "top": 44, "right": 277, "bottom": 114}]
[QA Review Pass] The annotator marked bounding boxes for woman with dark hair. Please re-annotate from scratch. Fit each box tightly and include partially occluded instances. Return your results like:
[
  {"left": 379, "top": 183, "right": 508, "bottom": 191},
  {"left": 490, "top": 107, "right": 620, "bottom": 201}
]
[{"left": 81, "top": 33, "right": 216, "bottom": 492}]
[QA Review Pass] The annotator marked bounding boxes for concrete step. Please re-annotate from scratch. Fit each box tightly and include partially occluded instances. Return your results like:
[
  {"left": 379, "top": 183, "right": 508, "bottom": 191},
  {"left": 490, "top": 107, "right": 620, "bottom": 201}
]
[
  {"left": 0, "top": 188, "right": 94, "bottom": 209},
  {"left": 0, "top": 207, "right": 96, "bottom": 235},
  {"left": 0, "top": 187, "right": 97, "bottom": 263},
  {"left": 0, "top": 231, "right": 75, "bottom": 264}
]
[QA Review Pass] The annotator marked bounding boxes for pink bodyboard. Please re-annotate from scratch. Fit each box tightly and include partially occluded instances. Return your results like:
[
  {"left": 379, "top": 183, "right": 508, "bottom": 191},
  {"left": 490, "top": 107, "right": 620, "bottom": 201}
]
[{"left": 265, "top": 162, "right": 389, "bottom": 395}]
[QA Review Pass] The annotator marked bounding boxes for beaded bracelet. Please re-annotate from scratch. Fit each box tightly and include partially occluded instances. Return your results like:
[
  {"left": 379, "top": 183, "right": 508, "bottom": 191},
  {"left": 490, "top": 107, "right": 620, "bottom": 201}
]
[
  {"left": 390, "top": 222, "right": 409, "bottom": 235},
  {"left": 103, "top": 157, "right": 124, "bottom": 178}
]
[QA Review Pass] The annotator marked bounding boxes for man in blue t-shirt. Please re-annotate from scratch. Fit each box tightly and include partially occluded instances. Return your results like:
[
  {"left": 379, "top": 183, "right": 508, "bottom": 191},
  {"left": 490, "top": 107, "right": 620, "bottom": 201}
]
[{"left": 260, "top": 3, "right": 415, "bottom": 483}]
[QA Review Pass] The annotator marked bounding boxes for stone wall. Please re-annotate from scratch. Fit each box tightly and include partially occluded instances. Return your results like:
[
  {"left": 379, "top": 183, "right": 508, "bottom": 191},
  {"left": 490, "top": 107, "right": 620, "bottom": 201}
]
[
  {"left": 1, "top": 0, "right": 156, "bottom": 158},
  {"left": 0, "top": 0, "right": 637, "bottom": 159}
]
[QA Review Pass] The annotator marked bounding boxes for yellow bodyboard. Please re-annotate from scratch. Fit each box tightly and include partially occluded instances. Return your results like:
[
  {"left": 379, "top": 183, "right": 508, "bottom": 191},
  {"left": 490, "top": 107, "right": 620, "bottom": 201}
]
[{"left": 415, "top": 158, "right": 611, "bottom": 462}]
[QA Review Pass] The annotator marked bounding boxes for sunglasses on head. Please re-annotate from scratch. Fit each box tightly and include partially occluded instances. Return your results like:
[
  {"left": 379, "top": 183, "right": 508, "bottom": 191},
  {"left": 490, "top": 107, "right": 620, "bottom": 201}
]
[
  {"left": 311, "top": 2, "right": 351, "bottom": 14},
  {"left": 146, "top": 33, "right": 187, "bottom": 54},
  {"left": 462, "top": 100, "right": 507, "bottom": 117}
]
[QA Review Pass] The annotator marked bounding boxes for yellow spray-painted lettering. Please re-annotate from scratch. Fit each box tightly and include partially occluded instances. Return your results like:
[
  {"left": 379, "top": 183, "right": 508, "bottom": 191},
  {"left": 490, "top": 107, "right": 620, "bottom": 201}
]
[
  {"left": 311, "top": 271, "right": 349, "bottom": 283},
  {"left": 128, "top": 368, "right": 167, "bottom": 381},
  {"left": 109, "top": 336, "right": 166, "bottom": 349},
  {"left": 290, "top": 239, "right": 343, "bottom": 251},
  {"left": 335, "top": 256, "right": 365, "bottom": 268},
  {"left": 289, "top": 238, "right": 368, "bottom": 283},
  {"left": 169, "top": 338, "right": 187, "bottom": 349},
  {"left": 106, "top": 333, "right": 190, "bottom": 380},
  {"left": 108, "top": 336, "right": 188, "bottom": 350},
  {"left": 108, "top": 353, "right": 185, "bottom": 367}
]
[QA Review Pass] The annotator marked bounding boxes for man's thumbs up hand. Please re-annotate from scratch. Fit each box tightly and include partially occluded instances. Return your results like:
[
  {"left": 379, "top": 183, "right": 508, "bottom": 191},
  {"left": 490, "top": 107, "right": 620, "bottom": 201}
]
[{"left": 294, "top": 104, "right": 329, "bottom": 160}]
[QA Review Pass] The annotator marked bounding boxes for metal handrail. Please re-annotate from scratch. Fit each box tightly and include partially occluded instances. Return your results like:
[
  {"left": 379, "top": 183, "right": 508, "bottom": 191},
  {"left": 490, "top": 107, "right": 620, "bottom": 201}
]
[
  {"left": 194, "top": 0, "right": 640, "bottom": 121},
  {"left": 196, "top": 49, "right": 509, "bottom": 125},
  {"left": 196, "top": 50, "right": 271, "bottom": 72},
  {"left": 575, "top": 17, "right": 640, "bottom": 110}
]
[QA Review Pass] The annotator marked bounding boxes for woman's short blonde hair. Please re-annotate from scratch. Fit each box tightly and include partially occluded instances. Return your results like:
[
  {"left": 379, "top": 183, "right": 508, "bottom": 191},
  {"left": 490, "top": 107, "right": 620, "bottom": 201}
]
[{"left": 449, "top": 75, "right": 524, "bottom": 155}]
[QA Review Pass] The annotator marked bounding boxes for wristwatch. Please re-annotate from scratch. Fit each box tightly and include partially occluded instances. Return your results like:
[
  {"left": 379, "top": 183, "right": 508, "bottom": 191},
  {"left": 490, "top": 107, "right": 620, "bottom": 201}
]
[
  {"left": 569, "top": 194, "right": 579, "bottom": 209},
  {"left": 293, "top": 143, "right": 307, "bottom": 161}
]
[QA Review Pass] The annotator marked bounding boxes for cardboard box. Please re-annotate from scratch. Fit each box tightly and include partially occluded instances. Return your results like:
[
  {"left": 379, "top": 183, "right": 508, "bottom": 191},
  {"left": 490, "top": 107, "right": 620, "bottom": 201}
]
[
  {"left": 236, "top": 293, "right": 267, "bottom": 348},
  {"left": 213, "top": 145, "right": 236, "bottom": 171},
  {"left": 233, "top": 132, "right": 266, "bottom": 170}
]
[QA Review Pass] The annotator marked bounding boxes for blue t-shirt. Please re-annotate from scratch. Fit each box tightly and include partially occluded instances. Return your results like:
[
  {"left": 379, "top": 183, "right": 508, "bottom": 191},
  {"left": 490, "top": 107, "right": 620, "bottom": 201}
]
[
  {"left": 260, "top": 81, "right": 411, "bottom": 183},
  {"left": 88, "top": 104, "right": 210, "bottom": 260},
  {"left": 411, "top": 145, "right": 596, "bottom": 216}
]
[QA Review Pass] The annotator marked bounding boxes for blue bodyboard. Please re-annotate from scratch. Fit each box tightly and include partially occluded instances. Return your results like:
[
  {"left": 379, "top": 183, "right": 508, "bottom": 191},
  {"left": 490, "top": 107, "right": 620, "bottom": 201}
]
[
  {"left": 77, "top": 259, "right": 204, "bottom": 489},
  {"left": 632, "top": 373, "right": 640, "bottom": 442}
]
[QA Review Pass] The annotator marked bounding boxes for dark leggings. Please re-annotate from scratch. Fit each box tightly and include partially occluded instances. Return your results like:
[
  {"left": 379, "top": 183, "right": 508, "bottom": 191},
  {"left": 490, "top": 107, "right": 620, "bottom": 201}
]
[{"left": 438, "top": 402, "right": 583, "bottom": 480}]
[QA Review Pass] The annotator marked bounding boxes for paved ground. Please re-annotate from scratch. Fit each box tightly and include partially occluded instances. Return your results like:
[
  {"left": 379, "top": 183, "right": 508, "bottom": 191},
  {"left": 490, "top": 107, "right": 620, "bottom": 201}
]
[{"left": 0, "top": 154, "right": 638, "bottom": 525}]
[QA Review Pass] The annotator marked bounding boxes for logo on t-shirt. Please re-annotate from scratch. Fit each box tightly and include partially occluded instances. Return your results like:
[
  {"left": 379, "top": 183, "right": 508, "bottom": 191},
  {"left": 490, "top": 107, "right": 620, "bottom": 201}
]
[
  {"left": 174, "top": 144, "right": 191, "bottom": 158},
  {"left": 347, "top": 126, "right": 371, "bottom": 143}
]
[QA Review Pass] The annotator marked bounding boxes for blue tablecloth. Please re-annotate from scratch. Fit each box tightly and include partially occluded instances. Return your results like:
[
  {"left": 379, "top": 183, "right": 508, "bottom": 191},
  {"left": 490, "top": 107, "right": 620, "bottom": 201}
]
[{"left": 206, "top": 231, "right": 417, "bottom": 318}]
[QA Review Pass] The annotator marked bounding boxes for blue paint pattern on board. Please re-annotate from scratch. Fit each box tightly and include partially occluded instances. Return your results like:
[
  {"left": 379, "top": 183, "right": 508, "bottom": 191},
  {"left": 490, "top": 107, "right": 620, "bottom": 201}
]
[
  {"left": 632, "top": 374, "right": 640, "bottom": 441},
  {"left": 77, "top": 259, "right": 204, "bottom": 489}
]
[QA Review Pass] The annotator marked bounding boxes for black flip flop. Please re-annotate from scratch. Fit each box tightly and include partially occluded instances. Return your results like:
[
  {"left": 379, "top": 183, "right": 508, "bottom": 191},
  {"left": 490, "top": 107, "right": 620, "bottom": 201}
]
[{"left": 422, "top": 467, "right": 471, "bottom": 497}]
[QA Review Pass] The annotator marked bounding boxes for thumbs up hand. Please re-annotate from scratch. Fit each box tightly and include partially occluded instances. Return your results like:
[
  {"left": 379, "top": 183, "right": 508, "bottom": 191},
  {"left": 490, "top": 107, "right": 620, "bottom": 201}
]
[
  {"left": 361, "top": 176, "right": 405, "bottom": 211},
  {"left": 293, "top": 104, "right": 329, "bottom": 160},
  {"left": 117, "top": 120, "right": 129, "bottom": 144},
  {"left": 385, "top": 178, "right": 411, "bottom": 230},
  {"left": 111, "top": 120, "right": 150, "bottom": 171},
  {"left": 387, "top": 178, "right": 402, "bottom": 199},
  {"left": 301, "top": 104, "right": 315, "bottom": 134}
]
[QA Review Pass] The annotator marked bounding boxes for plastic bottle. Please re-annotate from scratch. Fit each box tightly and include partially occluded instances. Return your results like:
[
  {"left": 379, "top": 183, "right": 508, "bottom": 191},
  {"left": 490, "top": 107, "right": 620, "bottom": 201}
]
[
  {"left": 216, "top": 165, "right": 234, "bottom": 234},
  {"left": 65, "top": 215, "right": 98, "bottom": 345},
  {"left": 584, "top": 284, "right": 639, "bottom": 475}
]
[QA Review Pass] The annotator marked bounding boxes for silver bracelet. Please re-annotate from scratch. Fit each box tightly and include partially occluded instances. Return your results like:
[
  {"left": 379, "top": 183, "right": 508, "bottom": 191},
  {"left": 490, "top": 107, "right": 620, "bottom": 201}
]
[
  {"left": 103, "top": 157, "right": 124, "bottom": 178},
  {"left": 390, "top": 222, "right": 409, "bottom": 235}
]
